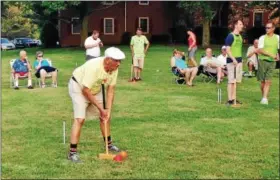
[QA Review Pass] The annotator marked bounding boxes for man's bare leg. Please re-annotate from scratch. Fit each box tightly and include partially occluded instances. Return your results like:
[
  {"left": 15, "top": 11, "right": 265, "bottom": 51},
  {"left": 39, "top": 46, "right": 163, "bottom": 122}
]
[{"left": 263, "top": 80, "right": 271, "bottom": 99}]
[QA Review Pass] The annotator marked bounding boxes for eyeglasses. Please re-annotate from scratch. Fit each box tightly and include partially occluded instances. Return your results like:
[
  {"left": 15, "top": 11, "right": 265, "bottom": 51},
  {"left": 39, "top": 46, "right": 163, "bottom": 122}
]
[
  {"left": 265, "top": 27, "right": 272, "bottom": 29},
  {"left": 37, "top": 55, "right": 43, "bottom": 57}
]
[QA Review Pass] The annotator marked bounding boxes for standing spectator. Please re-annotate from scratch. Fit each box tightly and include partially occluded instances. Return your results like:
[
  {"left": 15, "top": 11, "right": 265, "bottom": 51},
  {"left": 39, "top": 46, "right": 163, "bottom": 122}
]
[
  {"left": 130, "top": 27, "right": 150, "bottom": 81},
  {"left": 187, "top": 29, "right": 198, "bottom": 67},
  {"left": 256, "top": 22, "right": 279, "bottom": 105},
  {"left": 245, "top": 39, "right": 259, "bottom": 77},
  {"left": 33, "top": 51, "right": 58, "bottom": 88},
  {"left": 12, "top": 50, "right": 33, "bottom": 90},
  {"left": 84, "top": 30, "right": 103, "bottom": 61},
  {"left": 225, "top": 19, "right": 244, "bottom": 105}
]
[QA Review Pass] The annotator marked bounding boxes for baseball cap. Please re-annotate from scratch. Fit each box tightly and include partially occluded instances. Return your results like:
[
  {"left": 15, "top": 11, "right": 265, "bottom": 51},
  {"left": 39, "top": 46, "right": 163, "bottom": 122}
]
[
  {"left": 221, "top": 46, "right": 227, "bottom": 50},
  {"left": 105, "top": 47, "right": 126, "bottom": 60}
]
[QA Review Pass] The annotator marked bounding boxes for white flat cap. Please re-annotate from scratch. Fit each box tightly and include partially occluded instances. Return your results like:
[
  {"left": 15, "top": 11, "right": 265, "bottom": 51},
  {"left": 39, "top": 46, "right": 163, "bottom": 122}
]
[
  {"left": 105, "top": 47, "right": 126, "bottom": 60},
  {"left": 221, "top": 45, "right": 227, "bottom": 50}
]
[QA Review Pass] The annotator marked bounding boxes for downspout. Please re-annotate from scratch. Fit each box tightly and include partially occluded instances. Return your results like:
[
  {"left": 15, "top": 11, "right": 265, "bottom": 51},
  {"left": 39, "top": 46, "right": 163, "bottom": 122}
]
[
  {"left": 58, "top": 10, "right": 61, "bottom": 46},
  {"left": 125, "top": 1, "right": 127, "bottom": 32}
]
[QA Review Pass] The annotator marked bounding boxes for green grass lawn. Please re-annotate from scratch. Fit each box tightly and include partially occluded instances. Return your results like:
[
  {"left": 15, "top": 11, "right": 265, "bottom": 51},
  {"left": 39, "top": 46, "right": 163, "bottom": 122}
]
[{"left": 1, "top": 45, "right": 279, "bottom": 179}]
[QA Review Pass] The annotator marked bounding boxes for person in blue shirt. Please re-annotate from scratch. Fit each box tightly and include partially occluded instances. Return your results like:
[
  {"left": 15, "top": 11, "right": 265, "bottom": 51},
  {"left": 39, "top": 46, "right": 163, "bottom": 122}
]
[
  {"left": 33, "top": 51, "right": 58, "bottom": 88},
  {"left": 170, "top": 49, "right": 198, "bottom": 86},
  {"left": 12, "top": 50, "right": 34, "bottom": 90}
]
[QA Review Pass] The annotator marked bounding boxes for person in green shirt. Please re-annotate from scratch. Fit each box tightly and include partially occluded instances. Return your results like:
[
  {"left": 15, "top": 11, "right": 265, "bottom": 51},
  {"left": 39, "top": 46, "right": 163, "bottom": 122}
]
[
  {"left": 225, "top": 19, "right": 244, "bottom": 106},
  {"left": 130, "top": 28, "right": 150, "bottom": 81},
  {"left": 256, "top": 22, "right": 279, "bottom": 105}
]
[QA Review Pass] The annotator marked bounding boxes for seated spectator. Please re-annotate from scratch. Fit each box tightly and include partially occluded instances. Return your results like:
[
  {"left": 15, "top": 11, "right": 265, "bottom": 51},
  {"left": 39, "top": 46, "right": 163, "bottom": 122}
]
[
  {"left": 216, "top": 46, "right": 228, "bottom": 76},
  {"left": 199, "top": 48, "right": 224, "bottom": 84},
  {"left": 12, "top": 50, "right": 33, "bottom": 90},
  {"left": 33, "top": 51, "right": 58, "bottom": 88},
  {"left": 170, "top": 49, "right": 198, "bottom": 86},
  {"left": 245, "top": 39, "right": 259, "bottom": 77}
]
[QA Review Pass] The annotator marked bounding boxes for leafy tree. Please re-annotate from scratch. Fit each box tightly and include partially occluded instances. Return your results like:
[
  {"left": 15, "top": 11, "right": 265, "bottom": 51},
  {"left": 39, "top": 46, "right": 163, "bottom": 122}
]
[
  {"left": 23, "top": 1, "right": 120, "bottom": 47},
  {"left": 1, "top": 3, "right": 39, "bottom": 39},
  {"left": 178, "top": 1, "right": 225, "bottom": 47}
]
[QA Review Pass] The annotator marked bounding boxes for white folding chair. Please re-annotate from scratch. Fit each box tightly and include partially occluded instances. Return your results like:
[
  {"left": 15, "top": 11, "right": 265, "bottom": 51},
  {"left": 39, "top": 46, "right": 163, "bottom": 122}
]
[
  {"left": 10, "top": 59, "right": 29, "bottom": 88},
  {"left": 36, "top": 59, "right": 58, "bottom": 87}
]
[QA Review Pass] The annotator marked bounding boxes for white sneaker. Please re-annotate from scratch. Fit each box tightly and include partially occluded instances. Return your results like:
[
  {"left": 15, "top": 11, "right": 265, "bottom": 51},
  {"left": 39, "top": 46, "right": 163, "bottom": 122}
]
[
  {"left": 52, "top": 83, "right": 57, "bottom": 88},
  {"left": 41, "top": 84, "right": 46, "bottom": 88},
  {"left": 260, "top": 98, "right": 268, "bottom": 105}
]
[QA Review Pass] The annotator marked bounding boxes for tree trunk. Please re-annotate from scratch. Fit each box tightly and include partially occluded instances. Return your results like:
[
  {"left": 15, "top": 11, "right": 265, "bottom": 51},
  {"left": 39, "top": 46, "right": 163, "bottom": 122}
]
[
  {"left": 80, "top": 15, "right": 88, "bottom": 47},
  {"left": 202, "top": 19, "right": 210, "bottom": 48}
]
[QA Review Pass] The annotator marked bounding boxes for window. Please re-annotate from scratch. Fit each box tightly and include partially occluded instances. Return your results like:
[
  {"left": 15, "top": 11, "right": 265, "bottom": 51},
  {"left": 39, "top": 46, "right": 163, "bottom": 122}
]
[
  {"left": 104, "top": 18, "right": 114, "bottom": 35},
  {"left": 139, "top": 17, "right": 149, "bottom": 33},
  {"left": 103, "top": 1, "right": 114, "bottom": 5},
  {"left": 72, "top": 17, "right": 81, "bottom": 34},
  {"left": 253, "top": 11, "right": 263, "bottom": 27},
  {"left": 139, "top": 1, "right": 149, "bottom": 5}
]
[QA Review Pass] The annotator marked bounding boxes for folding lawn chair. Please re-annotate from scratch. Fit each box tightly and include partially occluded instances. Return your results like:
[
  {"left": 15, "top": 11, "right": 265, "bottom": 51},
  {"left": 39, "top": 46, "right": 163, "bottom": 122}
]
[
  {"left": 36, "top": 59, "right": 58, "bottom": 87},
  {"left": 10, "top": 59, "right": 29, "bottom": 88},
  {"left": 198, "top": 55, "right": 218, "bottom": 83}
]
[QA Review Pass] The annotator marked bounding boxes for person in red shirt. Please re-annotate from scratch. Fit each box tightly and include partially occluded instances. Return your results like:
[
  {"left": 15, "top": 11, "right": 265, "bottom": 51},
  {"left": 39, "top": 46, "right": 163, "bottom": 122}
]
[{"left": 187, "top": 29, "right": 198, "bottom": 67}]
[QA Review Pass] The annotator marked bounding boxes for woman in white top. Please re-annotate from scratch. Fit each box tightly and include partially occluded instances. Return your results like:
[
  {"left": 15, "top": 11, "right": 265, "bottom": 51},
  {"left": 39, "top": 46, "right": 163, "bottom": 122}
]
[{"left": 84, "top": 30, "right": 103, "bottom": 61}]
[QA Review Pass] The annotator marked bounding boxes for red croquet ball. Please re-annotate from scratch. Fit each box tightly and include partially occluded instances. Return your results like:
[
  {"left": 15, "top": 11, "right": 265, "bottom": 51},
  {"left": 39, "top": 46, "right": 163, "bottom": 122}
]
[{"left": 113, "top": 154, "right": 123, "bottom": 162}]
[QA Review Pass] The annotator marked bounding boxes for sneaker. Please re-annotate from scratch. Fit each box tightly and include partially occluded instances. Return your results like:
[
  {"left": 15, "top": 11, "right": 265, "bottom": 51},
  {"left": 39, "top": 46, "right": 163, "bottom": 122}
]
[
  {"left": 260, "top": 98, "right": 268, "bottom": 105},
  {"left": 67, "top": 152, "right": 82, "bottom": 163},
  {"left": 14, "top": 86, "right": 19, "bottom": 90},
  {"left": 226, "top": 100, "right": 233, "bottom": 106},
  {"left": 108, "top": 144, "right": 120, "bottom": 152},
  {"left": 27, "top": 86, "right": 34, "bottom": 89},
  {"left": 235, "top": 100, "right": 243, "bottom": 104},
  {"left": 52, "top": 83, "right": 57, "bottom": 88},
  {"left": 41, "top": 84, "right": 45, "bottom": 88}
]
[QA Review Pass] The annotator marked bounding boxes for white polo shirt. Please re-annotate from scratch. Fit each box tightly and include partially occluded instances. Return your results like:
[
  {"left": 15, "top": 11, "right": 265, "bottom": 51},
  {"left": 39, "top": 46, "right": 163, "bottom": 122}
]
[{"left": 84, "top": 36, "right": 101, "bottom": 57}]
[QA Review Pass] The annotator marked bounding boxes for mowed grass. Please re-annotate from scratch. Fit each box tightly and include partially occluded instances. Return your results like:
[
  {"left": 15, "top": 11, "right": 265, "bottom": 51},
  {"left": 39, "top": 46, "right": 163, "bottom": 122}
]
[{"left": 1, "top": 45, "right": 279, "bottom": 179}]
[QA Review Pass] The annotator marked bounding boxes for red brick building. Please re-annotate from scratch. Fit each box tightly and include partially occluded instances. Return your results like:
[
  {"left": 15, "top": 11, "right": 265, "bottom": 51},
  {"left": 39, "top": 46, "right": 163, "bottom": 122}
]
[
  {"left": 59, "top": 1, "right": 172, "bottom": 47},
  {"left": 59, "top": 1, "right": 273, "bottom": 47}
]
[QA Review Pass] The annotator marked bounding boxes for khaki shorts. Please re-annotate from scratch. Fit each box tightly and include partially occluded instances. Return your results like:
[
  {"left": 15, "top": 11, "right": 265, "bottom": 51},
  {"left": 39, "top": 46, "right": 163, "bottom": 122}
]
[
  {"left": 257, "top": 59, "right": 276, "bottom": 81},
  {"left": 68, "top": 78, "right": 103, "bottom": 120},
  {"left": 227, "top": 62, "right": 243, "bottom": 84},
  {"left": 133, "top": 56, "right": 144, "bottom": 69}
]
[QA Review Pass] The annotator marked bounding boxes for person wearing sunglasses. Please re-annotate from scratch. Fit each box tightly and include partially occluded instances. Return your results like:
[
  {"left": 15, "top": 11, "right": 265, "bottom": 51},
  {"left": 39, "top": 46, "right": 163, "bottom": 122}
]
[
  {"left": 33, "top": 51, "right": 58, "bottom": 88},
  {"left": 256, "top": 22, "right": 279, "bottom": 105}
]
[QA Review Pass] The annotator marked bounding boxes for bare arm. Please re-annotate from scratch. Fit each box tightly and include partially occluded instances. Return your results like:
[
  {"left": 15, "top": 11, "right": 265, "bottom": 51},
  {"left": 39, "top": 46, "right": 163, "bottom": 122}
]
[
  {"left": 27, "top": 60, "right": 32, "bottom": 71},
  {"left": 84, "top": 38, "right": 100, "bottom": 49},
  {"left": 170, "top": 57, "right": 175, "bottom": 67},
  {"left": 144, "top": 43, "right": 150, "bottom": 54},
  {"left": 190, "top": 35, "right": 196, "bottom": 48},
  {"left": 82, "top": 87, "right": 104, "bottom": 112},
  {"left": 257, "top": 49, "right": 277, "bottom": 60},
  {"left": 247, "top": 48, "right": 257, "bottom": 58},
  {"left": 130, "top": 45, "right": 134, "bottom": 56}
]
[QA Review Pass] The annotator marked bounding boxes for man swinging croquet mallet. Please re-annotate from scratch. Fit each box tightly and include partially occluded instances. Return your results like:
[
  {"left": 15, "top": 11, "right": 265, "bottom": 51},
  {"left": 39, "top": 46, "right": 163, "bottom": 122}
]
[
  {"left": 225, "top": 19, "right": 244, "bottom": 107},
  {"left": 67, "top": 47, "right": 125, "bottom": 163}
]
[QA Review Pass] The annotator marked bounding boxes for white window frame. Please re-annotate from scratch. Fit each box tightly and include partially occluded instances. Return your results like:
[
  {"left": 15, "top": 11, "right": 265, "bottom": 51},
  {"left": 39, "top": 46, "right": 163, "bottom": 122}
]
[
  {"left": 139, "top": 1, "right": 149, "bottom": 5},
  {"left": 71, "top": 17, "right": 80, "bottom": 35},
  {"left": 138, "top": 17, "right": 149, "bottom": 34},
  {"left": 104, "top": 18, "right": 115, "bottom": 35},
  {"left": 103, "top": 1, "right": 114, "bottom": 5},
  {"left": 253, "top": 10, "right": 264, "bottom": 27}
]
